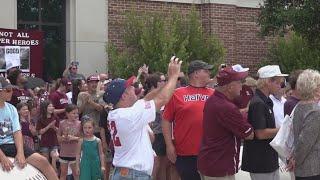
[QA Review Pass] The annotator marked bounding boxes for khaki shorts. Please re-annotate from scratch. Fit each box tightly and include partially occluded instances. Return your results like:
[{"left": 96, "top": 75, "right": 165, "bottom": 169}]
[
  {"left": 250, "top": 169, "right": 280, "bottom": 180},
  {"left": 201, "top": 174, "right": 235, "bottom": 180}
]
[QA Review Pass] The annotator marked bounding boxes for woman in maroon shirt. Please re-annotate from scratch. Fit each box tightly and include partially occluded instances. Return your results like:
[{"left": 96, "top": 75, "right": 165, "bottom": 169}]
[
  {"left": 36, "top": 100, "right": 59, "bottom": 172},
  {"left": 49, "top": 78, "right": 70, "bottom": 119}
]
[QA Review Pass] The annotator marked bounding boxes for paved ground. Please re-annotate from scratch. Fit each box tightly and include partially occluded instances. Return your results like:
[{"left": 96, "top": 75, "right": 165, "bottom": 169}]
[
  {"left": 235, "top": 169, "right": 292, "bottom": 180},
  {"left": 236, "top": 146, "right": 293, "bottom": 180}
]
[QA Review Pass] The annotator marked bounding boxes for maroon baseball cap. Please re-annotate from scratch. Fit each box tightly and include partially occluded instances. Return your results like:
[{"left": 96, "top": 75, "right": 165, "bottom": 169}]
[
  {"left": 216, "top": 65, "right": 249, "bottom": 86},
  {"left": 87, "top": 74, "right": 100, "bottom": 82}
]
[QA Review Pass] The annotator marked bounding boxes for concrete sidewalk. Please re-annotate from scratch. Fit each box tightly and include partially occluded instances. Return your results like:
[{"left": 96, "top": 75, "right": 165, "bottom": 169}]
[
  {"left": 236, "top": 146, "right": 293, "bottom": 180},
  {"left": 235, "top": 169, "right": 292, "bottom": 180}
]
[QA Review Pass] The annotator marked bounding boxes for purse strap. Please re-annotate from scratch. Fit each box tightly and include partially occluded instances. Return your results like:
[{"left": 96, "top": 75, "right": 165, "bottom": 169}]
[{"left": 289, "top": 103, "right": 298, "bottom": 118}]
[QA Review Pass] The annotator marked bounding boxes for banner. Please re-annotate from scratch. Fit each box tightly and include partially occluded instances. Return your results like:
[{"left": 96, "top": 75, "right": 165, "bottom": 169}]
[{"left": 0, "top": 28, "right": 43, "bottom": 77}]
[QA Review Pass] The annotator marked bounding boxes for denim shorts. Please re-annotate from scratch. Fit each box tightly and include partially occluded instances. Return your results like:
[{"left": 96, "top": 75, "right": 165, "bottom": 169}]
[
  {"left": 39, "top": 146, "right": 59, "bottom": 154},
  {"left": 112, "top": 167, "right": 151, "bottom": 180}
]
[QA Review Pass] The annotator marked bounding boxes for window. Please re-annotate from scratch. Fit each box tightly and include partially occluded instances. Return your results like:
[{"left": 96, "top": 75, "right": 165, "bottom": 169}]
[{"left": 18, "top": 0, "right": 66, "bottom": 80}]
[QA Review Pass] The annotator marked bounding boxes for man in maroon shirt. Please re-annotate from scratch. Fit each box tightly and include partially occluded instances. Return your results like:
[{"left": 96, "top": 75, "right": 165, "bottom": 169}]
[
  {"left": 198, "top": 65, "right": 254, "bottom": 180},
  {"left": 7, "top": 69, "right": 32, "bottom": 106}
]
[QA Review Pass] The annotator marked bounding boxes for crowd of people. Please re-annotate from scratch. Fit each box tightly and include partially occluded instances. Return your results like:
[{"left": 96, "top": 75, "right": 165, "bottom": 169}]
[{"left": 0, "top": 56, "right": 320, "bottom": 180}]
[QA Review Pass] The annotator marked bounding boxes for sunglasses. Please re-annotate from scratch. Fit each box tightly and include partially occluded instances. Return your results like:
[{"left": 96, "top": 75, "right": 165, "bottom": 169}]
[{"left": 0, "top": 88, "right": 13, "bottom": 93}]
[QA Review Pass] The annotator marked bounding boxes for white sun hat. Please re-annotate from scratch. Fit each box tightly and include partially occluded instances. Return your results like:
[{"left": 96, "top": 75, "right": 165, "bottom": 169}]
[{"left": 258, "top": 65, "right": 288, "bottom": 78}]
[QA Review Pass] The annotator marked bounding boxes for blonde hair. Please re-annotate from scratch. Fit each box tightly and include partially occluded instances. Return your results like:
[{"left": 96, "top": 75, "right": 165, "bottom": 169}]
[
  {"left": 257, "top": 76, "right": 280, "bottom": 89},
  {"left": 244, "top": 76, "right": 257, "bottom": 87},
  {"left": 257, "top": 78, "right": 269, "bottom": 89},
  {"left": 296, "top": 69, "right": 320, "bottom": 101}
]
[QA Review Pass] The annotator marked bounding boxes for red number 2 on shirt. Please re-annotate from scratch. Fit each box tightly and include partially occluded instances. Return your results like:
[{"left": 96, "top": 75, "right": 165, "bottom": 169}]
[{"left": 110, "top": 121, "right": 121, "bottom": 147}]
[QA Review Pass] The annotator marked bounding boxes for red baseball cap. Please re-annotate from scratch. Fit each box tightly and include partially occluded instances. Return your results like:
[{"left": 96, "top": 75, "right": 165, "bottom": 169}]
[{"left": 216, "top": 65, "right": 249, "bottom": 86}]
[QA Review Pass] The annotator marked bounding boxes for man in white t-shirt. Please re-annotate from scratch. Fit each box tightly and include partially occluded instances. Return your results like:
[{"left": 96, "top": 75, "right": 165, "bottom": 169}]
[
  {"left": 269, "top": 80, "right": 286, "bottom": 128},
  {"left": 103, "top": 57, "right": 182, "bottom": 180}
]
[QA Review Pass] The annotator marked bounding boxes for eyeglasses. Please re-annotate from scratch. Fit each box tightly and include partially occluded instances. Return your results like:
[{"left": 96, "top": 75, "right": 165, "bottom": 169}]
[
  {"left": 160, "top": 79, "right": 167, "bottom": 82},
  {"left": 71, "top": 67, "right": 77, "bottom": 70},
  {"left": 0, "top": 88, "right": 13, "bottom": 93}
]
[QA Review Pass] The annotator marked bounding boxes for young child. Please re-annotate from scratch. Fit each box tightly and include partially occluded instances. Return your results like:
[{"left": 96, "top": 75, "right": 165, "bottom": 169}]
[
  {"left": 0, "top": 77, "right": 58, "bottom": 180},
  {"left": 27, "top": 100, "right": 41, "bottom": 151},
  {"left": 36, "top": 100, "right": 59, "bottom": 172},
  {"left": 16, "top": 102, "right": 37, "bottom": 150},
  {"left": 76, "top": 118, "right": 105, "bottom": 180},
  {"left": 57, "top": 104, "right": 81, "bottom": 180}
]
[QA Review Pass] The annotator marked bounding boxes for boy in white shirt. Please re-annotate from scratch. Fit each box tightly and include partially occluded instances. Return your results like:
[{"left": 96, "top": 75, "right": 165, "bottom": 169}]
[{"left": 103, "top": 57, "right": 182, "bottom": 180}]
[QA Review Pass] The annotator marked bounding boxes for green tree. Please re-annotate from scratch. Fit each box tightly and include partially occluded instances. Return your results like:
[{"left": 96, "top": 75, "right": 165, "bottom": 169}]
[
  {"left": 107, "top": 8, "right": 225, "bottom": 78},
  {"left": 264, "top": 33, "right": 320, "bottom": 73},
  {"left": 258, "top": 0, "right": 320, "bottom": 48}
]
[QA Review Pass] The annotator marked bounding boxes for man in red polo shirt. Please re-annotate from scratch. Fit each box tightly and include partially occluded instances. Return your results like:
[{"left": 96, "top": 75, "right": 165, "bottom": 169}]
[
  {"left": 197, "top": 65, "right": 254, "bottom": 180},
  {"left": 162, "top": 60, "right": 214, "bottom": 180}
]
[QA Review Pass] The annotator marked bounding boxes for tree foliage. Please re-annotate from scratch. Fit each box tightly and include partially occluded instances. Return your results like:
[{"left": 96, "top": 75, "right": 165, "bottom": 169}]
[
  {"left": 107, "top": 8, "right": 225, "bottom": 78},
  {"left": 264, "top": 33, "right": 320, "bottom": 73},
  {"left": 258, "top": 0, "right": 320, "bottom": 48}
]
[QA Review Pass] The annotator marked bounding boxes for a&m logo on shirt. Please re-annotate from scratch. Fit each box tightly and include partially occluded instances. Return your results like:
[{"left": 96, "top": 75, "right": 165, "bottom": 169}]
[
  {"left": 17, "top": 96, "right": 31, "bottom": 103},
  {"left": 246, "top": 91, "right": 251, "bottom": 96},
  {"left": 60, "top": 99, "right": 69, "bottom": 105}
]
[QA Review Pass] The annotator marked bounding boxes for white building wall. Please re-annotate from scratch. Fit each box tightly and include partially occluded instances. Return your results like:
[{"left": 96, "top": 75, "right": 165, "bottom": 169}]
[
  {"left": 67, "top": 0, "right": 108, "bottom": 76},
  {"left": 0, "top": 0, "right": 17, "bottom": 29}
]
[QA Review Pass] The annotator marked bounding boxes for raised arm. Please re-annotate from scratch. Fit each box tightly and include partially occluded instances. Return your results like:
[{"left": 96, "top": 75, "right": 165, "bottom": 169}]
[{"left": 144, "top": 56, "right": 182, "bottom": 110}]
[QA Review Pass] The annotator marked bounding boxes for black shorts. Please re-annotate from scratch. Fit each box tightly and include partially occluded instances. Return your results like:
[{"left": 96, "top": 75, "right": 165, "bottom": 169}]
[
  {"left": 175, "top": 155, "right": 201, "bottom": 180},
  {"left": 59, "top": 156, "right": 76, "bottom": 164},
  {"left": 0, "top": 144, "right": 35, "bottom": 158},
  {"left": 152, "top": 133, "right": 166, "bottom": 156}
]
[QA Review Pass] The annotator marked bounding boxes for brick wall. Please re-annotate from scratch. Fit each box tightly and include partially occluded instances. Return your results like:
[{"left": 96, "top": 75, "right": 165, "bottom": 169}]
[{"left": 108, "top": 0, "right": 271, "bottom": 72}]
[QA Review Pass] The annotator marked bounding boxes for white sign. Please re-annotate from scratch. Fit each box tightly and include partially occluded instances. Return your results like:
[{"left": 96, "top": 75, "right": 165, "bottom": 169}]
[
  {"left": 5, "top": 46, "right": 21, "bottom": 70},
  {"left": 0, "top": 46, "right": 30, "bottom": 72}
]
